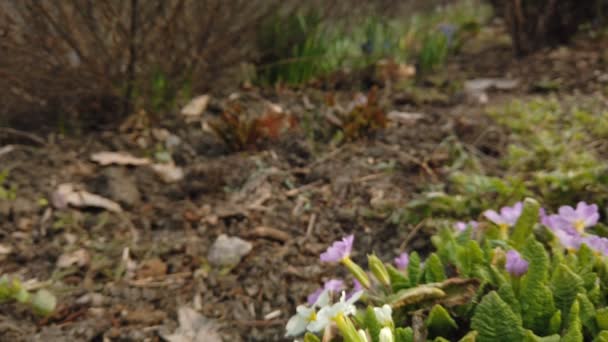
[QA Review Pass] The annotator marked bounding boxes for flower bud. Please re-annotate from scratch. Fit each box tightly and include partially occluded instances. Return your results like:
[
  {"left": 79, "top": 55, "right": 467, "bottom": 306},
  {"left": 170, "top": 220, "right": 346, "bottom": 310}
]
[
  {"left": 368, "top": 254, "right": 391, "bottom": 286},
  {"left": 342, "top": 257, "right": 371, "bottom": 289},
  {"left": 335, "top": 313, "right": 367, "bottom": 342},
  {"left": 379, "top": 327, "right": 394, "bottom": 342}
]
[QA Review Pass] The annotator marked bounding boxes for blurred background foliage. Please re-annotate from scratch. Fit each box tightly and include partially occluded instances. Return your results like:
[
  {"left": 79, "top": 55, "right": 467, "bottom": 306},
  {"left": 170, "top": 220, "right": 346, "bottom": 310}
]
[{"left": 0, "top": 0, "right": 605, "bottom": 130}]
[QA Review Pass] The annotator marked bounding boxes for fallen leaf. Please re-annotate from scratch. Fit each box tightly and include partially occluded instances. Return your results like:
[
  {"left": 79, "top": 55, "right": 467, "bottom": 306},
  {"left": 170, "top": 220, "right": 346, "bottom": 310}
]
[
  {"left": 181, "top": 95, "right": 210, "bottom": 120},
  {"left": 152, "top": 163, "right": 184, "bottom": 183},
  {"left": 162, "top": 306, "right": 221, "bottom": 342},
  {"left": 247, "top": 226, "right": 291, "bottom": 243},
  {"left": 464, "top": 78, "right": 519, "bottom": 93},
  {"left": 137, "top": 258, "right": 168, "bottom": 279},
  {"left": 52, "top": 183, "right": 122, "bottom": 213},
  {"left": 91, "top": 151, "right": 150, "bottom": 166},
  {"left": 57, "top": 248, "right": 91, "bottom": 268},
  {"left": 387, "top": 111, "right": 425, "bottom": 125},
  {"left": 0, "top": 244, "right": 12, "bottom": 255}
]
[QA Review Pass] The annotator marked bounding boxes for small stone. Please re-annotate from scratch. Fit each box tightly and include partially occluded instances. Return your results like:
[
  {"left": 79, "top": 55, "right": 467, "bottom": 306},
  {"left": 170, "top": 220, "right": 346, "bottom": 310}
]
[
  {"left": 207, "top": 234, "right": 253, "bottom": 268},
  {"left": 101, "top": 167, "right": 141, "bottom": 207}
]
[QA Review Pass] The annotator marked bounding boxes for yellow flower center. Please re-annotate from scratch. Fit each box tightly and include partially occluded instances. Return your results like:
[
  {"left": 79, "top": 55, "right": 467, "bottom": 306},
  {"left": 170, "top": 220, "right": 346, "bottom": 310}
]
[
  {"left": 574, "top": 220, "right": 585, "bottom": 233},
  {"left": 308, "top": 311, "right": 317, "bottom": 322},
  {"left": 499, "top": 224, "right": 509, "bottom": 239}
]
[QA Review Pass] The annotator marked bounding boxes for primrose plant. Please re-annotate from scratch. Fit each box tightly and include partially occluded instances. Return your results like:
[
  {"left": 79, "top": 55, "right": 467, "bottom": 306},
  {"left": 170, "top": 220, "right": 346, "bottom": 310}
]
[{"left": 287, "top": 198, "right": 608, "bottom": 341}]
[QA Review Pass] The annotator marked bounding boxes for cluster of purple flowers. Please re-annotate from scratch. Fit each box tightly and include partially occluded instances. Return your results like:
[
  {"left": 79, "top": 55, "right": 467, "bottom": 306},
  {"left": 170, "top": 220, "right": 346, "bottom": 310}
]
[{"left": 542, "top": 201, "right": 607, "bottom": 255}]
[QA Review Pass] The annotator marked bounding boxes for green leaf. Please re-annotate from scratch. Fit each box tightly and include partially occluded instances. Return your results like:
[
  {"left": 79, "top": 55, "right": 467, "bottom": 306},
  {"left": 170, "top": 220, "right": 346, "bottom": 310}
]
[
  {"left": 510, "top": 198, "right": 540, "bottom": 249},
  {"left": 434, "top": 337, "right": 450, "bottom": 342},
  {"left": 594, "top": 330, "right": 608, "bottom": 342},
  {"left": 561, "top": 300, "right": 582, "bottom": 342},
  {"left": 424, "top": 253, "right": 446, "bottom": 283},
  {"left": 595, "top": 307, "right": 608, "bottom": 330},
  {"left": 458, "top": 331, "right": 478, "bottom": 342},
  {"left": 551, "top": 264, "right": 584, "bottom": 319},
  {"left": 577, "top": 293, "right": 598, "bottom": 335},
  {"left": 387, "top": 264, "right": 410, "bottom": 292},
  {"left": 549, "top": 310, "right": 562, "bottom": 335},
  {"left": 30, "top": 289, "right": 56, "bottom": 316},
  {"left": 456, "top": 240, "right": 485, "bottom": 278},
  {"left": 520, "top": 238, "right": 555, "bottom": 334},
  {"left": 304, "top": 332, "right": 321, "bottom": 342},
  {"left": 426, "top": 304, "right": 458, "bottom": 338},
  {"left": 524, "top": 330, "right": 560, "bottom": 342},
  {"left": 387, "top": 285, "right": 446, "bottom": 309},
  {"left": 498, "top": 283, "right": 521, "bottom": 317},
  {"left": 471, "top": 291, "right": 525, "bottom": 342},
  {"left": 364, "top": 306, "right": 382, "bottom": 342},
  {"left": 408, "top": 252, "right": 421, "bottom": 287},
  {"left": 395, "top": 327, "right": 414, "bottom": 342}
]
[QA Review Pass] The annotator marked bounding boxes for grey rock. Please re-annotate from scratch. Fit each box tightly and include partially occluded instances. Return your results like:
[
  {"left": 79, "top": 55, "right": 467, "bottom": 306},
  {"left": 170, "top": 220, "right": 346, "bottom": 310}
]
[
  {"left": 207, "top": 234, "right": 252, "bottom": 267},
  {"left": 102, "top": 167, "right": 141, "bottom": 207}
]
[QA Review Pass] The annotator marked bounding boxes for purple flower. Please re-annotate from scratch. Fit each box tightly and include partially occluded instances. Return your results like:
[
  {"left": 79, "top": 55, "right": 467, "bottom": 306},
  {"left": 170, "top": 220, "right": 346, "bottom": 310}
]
[
  {"left": 557, "top": 202, "right": 599, "bottom": 234},
  {"left": 553, "top": 229, "right": 583, "bottom": 251},
  {"left": 394, "top": 252, "right": 409, "bottom": 270},
  {"left": 505, "top": 250, "right": 529, "bottom": 277},
  {"left": 484, "top": 202, "right": 523, "bottom": 227},
  {"left": 582, "top": 236, "right": 608, "bottom": 256},
  {"left": 320, "top": 235, "right": 354, "bottom": 263},
  {"left": 307, "top": 279, "right": 345, "bottom": 305},
  {"left": 454, "top": 220, "right": 479, "bottom": 233}
]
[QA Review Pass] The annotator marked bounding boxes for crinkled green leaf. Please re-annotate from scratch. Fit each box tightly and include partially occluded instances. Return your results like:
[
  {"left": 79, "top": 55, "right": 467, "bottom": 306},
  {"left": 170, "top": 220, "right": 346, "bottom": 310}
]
[
  {"left": 408, "top": 252, "right": 421, "bottom": 287},
  {"left": 471, "top": 291, "right": 525, "bottom": 342},
  {"left": 434, "top": 337, "right": 450, "bottom": 342},
  {"left": 458, "top": 331, "right": 477, "bottom": 342},
  {"left": 510, "top": 198, "right": 540, "bottom": 249},
  {"left": 577, "top": 293, "right": 598, "bottom": 336},
  {"left": 426, "top": 304, "right": 458, "bottom": 338},
  {"left": 387, "top": 285, "right": 446, "bottom": 309},
  {"left": 549, "top": 310, "right": 562, "bottom": 335},
  {"left": 387, "top": 264, "right": 410, "bottom": 292},
  {"left": 594, "top": 330, "right": 608, "bottom": 342},
  {"left": 520, "top": 238, "right": 555, "bottom": 334},
  {"left": 424, "top": 253, "right": 446, "bottom": 283},
  {"left": 524, "top": 330, "right": 560, "bottom": 342},
  {"left": 551, "top": 264, "right": 584, "bottom": 320},
  {"left": 498, "top": 283, "right": 521, "bottom": 317},
  {"left": 595, "top": 307, "right": 608, "bottom": 330},
  {"left": 395, "top": 327, "right": 414, "bottom": 342},
  {"left": 456, "top": 240, "right": 485, "bottom": 278},
  {"left": 562, "top": 299, "right": 582, "bottom": 342},
  {"left": 30, "top": 289, "right": 56, "bottom": 316}
]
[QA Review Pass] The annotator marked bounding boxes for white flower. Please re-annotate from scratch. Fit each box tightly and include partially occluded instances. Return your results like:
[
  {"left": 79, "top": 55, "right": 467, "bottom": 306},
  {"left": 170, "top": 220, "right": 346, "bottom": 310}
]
[
  {"left": 373, "top": 304, "right": 393, "bottom": 326},
  {"left": 379, "top": 327, "right": 394, "bottom": 342},
  {"left": 307, "top": 290, "right": 364, "bottom": 332},
  {"left": 357, "top": 329, "right": 370, "bottom": 342},
  {"left": 285, "top": 290, "right": 330, "bottom": 337}
]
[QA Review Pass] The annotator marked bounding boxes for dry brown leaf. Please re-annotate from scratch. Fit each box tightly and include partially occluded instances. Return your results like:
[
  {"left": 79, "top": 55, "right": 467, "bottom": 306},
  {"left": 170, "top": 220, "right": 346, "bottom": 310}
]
[
  {"left": 52, "top": 183, "right": 122, "bottom": 213},
  {"left": 57, "top": 248, "right": 91, "bottom": 269},
  {"left": 181, "top": 95, "right": 210, "bottom": 120},
  {"left": 137, "top": 258, "right": 168, "bottom": 279},
  {"left": 90, "top": 151, "right": 150, "bottom": 166},
  {"left": 152, "top": 163, "right": 184, "bottom": 183}
]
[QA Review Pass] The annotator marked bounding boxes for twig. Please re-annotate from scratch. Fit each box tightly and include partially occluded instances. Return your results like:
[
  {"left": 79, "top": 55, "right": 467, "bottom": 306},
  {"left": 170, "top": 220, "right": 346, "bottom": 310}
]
[
  {"left": 285, "top": 180, "right": 324, "bottom": 197},
  {"left": 399, "top": 218, "right": 428, "bottom": 252},
  {"left": 0, "top": 127, "right": 45, "bottom": 145},
  {"left": 306, "top": 213, "right": 317, "bottom": 238}
]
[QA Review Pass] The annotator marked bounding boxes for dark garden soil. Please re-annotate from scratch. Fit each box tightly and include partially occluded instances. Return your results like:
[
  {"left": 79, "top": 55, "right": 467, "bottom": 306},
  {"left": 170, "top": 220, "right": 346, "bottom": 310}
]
[{"left": 1, "top": 24, "right": 607, "bottom": 341}]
